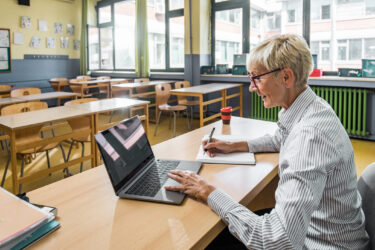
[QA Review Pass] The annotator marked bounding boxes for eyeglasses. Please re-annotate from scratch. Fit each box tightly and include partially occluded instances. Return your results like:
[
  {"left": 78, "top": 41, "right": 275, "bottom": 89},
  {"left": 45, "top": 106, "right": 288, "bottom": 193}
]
[{"left": 248, "top": 68, "right": 282, "bottom": 89}]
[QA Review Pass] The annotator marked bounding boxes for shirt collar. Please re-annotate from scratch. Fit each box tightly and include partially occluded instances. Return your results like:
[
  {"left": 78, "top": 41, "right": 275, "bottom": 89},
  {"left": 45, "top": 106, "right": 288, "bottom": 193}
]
[{"left": 277, "top": 86, "right": 316, "bottom": 132}]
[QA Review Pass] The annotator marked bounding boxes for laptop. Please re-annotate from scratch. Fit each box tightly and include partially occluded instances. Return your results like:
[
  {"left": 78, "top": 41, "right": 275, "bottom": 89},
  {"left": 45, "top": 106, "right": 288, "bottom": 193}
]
[{"left": 95, "top": 115, "right": 202, "bottom": 205}]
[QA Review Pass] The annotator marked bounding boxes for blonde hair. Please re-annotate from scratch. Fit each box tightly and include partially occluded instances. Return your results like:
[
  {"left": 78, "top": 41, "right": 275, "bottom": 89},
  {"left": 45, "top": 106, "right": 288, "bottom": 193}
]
[{"left": 247, "top": 34, "right": 313, "bottom": 88}]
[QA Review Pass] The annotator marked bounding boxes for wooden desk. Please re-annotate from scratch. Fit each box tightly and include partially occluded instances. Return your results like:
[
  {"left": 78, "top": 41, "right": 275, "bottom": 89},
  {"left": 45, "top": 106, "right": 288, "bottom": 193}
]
[
  {"left": 49, "top": 80, "right": 68, "bottom": 92},
  {"left": 28, "top": 117, "right": 278, "bottom": 249},
  {"left": 112, "top": 80, "right": 176, "bottom": 121},
  {"left": 69, "top": 79, "right": 130, "bottom": 99},
  {"left": 0, "top": 98, "right": 149, "bottom": 194},
  {"left": 171, "top": 83, "right": 243, "bottom": 127}
]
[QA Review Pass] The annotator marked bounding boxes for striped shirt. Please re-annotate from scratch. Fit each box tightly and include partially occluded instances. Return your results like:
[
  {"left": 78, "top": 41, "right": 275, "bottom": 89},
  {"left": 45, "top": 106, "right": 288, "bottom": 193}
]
[{"left": 207, "top": 87, "right": 369, "bottom": 249}]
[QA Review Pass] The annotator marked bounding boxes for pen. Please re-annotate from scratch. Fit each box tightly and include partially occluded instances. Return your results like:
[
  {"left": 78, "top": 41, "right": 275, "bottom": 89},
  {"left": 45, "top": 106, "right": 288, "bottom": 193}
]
[{"left": 204, "top": 127, "right": 215, "bottom": 155}]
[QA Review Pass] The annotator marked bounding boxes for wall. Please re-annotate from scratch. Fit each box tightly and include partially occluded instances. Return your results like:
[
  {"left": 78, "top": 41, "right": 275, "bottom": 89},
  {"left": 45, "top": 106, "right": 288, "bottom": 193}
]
[{"left": 0, "top": 0, "right": 98, "bottom": 96}]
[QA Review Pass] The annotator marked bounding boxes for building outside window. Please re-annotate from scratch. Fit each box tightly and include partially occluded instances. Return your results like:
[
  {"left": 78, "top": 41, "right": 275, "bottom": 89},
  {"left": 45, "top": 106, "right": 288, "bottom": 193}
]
[
  {"left": 321, "top": 5, "right": 331, "bottom": 20},
  {"left": 288, "top": 9, "right": 296, "bottom": 23}
]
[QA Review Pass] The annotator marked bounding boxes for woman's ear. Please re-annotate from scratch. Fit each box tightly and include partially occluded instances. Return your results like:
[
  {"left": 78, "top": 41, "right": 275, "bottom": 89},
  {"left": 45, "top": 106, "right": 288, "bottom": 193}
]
[{"left": 282, "top": 68, "right": 295, "bottom": 88}]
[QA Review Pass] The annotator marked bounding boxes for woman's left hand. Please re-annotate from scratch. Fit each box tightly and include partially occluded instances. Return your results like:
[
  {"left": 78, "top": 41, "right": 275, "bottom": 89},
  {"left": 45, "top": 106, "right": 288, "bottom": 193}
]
[{"left": 164, "top": 170, "right": 216, "bottom": 203}]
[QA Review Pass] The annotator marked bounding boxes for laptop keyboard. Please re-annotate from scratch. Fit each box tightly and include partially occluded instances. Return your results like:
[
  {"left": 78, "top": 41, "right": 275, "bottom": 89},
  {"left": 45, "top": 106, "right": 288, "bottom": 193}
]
[{"left": 125, "top": 160, "right": 180, "bottom": 197}]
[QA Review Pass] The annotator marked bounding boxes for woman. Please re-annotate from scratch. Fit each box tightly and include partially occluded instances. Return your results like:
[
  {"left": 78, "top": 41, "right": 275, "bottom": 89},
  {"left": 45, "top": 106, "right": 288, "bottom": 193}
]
[{"left": 164, "top": 34, "right": 369, "bottom": 249}]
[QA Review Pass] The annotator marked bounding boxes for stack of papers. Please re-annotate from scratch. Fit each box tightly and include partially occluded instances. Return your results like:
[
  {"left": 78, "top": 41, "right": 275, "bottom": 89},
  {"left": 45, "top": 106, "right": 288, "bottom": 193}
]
[
  {"left": 196, "top": 134, "right": 255, "bottom": 165},
  {"left": 0, "top": 188, "right": 60, "bottom": 249}
]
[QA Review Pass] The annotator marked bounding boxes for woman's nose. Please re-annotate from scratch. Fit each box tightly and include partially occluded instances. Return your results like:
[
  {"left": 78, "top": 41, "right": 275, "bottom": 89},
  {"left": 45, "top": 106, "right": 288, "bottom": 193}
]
[{"left": 249, "top": 81, "right": 257, "bottom": 92}]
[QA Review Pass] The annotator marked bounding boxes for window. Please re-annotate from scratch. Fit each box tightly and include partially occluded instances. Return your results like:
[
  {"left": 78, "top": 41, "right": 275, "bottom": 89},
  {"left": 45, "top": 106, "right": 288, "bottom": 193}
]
[
  {"left": 250, "top": 8, "right": 261, "bottom": 29},
  {"left": 288, "top": 9, "right": 296, "bottom": 23},
  {"left": 114, "top": 1, "right": 135, "bottom": 69},
  {"left": 321, "top": 41, "right": 330, "bottom": 61},
  {"left": 88, "top": 26, "right": 99, "bottom": 70},
  {"left": 89, "top": 0, "right": 184, "bottom": 72},
  {"left": 337, "top": 39, "right": 347, "bottom": 60},
  {"left": 365, "top": 38, "right": 375, "bottom": 58},
  {"left": 215, "top": 8, "right": 243, "bottom": 67},
  {"left": 349, "top": 39, "right": 362, "bottom": 60},
  {"left": 366, "top": 0, "right": 375, "bottom": 15},
  {"left": 321, "top": 5, "right": 330, "bottom": 20}
]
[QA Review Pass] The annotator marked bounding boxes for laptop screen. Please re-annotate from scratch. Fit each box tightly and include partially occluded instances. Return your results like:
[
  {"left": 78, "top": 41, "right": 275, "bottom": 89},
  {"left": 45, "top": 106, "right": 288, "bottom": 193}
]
[{"left": 95, "top": 116, "right": 154, "bottom": 193}]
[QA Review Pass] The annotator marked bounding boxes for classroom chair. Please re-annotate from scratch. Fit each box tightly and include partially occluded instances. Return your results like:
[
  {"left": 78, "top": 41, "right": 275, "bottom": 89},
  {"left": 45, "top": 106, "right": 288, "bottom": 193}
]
[
  {"left": 76, "top": 75, "right": 92, "bottom": 80},
  {"left": 0, "top": 84, "right": 13, "bottom": 98},
  {"left": 154, "top": 83, "right": 189, "bottom": 137},
  {"left": 0, "top": 102, "right": 67, "bottom": 192},
  {"left": 69, "top": 79, "right": 95, "bottom": 99},
  {"left": 49, "top": 78, "right": 68, "bottom": 92},
  {"left": 174, "top": 81, "right": 200, "bottom": 128},
  {"left": 96, "top": 76, "right": 111, "bottom": 80},
  {"left": 10, "top": 87, "right": 41, "bottom": 97},
  {"left": 358, "top": 162, "right": 375, "bottom": 249},
  {"left": 64, "top": 98, "right": 98, "bottom": 173}
]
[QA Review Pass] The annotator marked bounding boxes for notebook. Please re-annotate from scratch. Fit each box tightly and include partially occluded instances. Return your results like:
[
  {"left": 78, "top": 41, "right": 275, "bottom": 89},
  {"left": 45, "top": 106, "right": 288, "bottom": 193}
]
[
  {"left": 196, "top": 134, "right": 255, "bottom": 165},
  {"left": 0, "top": 187, "right": 51, "bottom": 249},
  {"left": 95, "top": 116, "right": 202, "bottom": 205}
]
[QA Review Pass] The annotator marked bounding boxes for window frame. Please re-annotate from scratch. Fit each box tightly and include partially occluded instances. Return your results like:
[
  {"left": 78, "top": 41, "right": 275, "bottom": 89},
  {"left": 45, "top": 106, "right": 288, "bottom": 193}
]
[{"left": 92, "top": 0, "right": 184, "bottom": 72}]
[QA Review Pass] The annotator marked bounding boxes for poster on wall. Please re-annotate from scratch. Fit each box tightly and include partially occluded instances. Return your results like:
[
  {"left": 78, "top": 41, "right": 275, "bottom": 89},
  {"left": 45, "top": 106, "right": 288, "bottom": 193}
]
[
  {"left": 54, "top": 22, "right": 63, "bottom": 34},
  {"left": 61, "top": 37, "right": 69, "bottom": 49},
  {"left": 38, "top": 19, "right": 48, "bottom": 31},
  {"left": 21, "top": 16, "right": 31, "bottom": 29},
  {"left": 0, "top": 30, "right": 10, "bottom": 47},
  {"left": 13, "top": 32, "right": 24, "bottom": 45},
  {"left": 46, "top": 37, "right": 55, "bottom": 49},
  {"left": 67, "top": 24, "right": 74, "bottom": 35},
  {"left": 73, "top": 40, "right": 80, "bottom": 50},
  {"left": 0, "top": 28, "right": 11, "bottom": 72},
  {"left": 30, "top": 36, "right": 42, "bottom": 48}
]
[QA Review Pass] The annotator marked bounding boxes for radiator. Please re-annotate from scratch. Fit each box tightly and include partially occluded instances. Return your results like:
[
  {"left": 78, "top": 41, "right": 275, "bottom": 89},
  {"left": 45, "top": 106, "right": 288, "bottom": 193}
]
[{"left": 250, "top": 87, "right": 369, "bottom": 136}]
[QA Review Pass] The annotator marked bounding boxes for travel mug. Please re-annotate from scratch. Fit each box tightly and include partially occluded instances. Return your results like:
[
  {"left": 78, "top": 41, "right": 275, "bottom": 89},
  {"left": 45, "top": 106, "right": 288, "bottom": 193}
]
[{"left": 221, "top": 106, "right": 232, "bottom": 125}]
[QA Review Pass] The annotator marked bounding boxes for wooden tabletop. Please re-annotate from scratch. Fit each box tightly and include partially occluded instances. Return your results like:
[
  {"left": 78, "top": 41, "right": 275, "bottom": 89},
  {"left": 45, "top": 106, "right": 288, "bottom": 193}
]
[
  {"left": 112, "top": 80, "right": 175, "bottom": 89},
  {"left": 67, "top": 98, "right": 150, "bottom": 114},
  {"left": 171, "top": 83, "right": 242, "bottom": 95},
  {"left": 0, "top": 97, "right": 24, "bottom": 107},
  {"left": 15, "top": 92, "right": 79, "bottom": 101},
  {"left": 27, "top": 117, "right": 279, "bottom": 249},
  {"left": 70, "top": 78, "right": 130, "bottom": 85}
]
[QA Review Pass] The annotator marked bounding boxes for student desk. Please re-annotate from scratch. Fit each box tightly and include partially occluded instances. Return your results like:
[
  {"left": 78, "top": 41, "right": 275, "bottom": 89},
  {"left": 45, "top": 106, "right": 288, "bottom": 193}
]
[
  {"left": 0, "top": 98, "right": 149, "bottom": 194},
  {"left": 69, "top": 79, "right": 130, "bottom": 99},
  {"left": 112, "top": 80, "right": 176, "bottom": 121},
  {"left": 170, "top": 83, "right": 243, "bottom": 127},
  {"left": 27, "top": 117, "right": 278, "bottom": 249}
]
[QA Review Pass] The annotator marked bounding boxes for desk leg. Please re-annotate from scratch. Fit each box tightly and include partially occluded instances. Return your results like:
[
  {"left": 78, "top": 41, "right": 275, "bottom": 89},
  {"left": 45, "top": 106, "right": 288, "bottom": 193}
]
[
  {"left": 239, "top": 86, "right": 243, "bottom": 117},
  {"left": 10, "top": 131, "right": 18, "bottom": 194},
  {"left": 92, "top": 114, "right": 98, "bottom": 167},
  {"left": 199, "top": 95, "right": 204, "bottom": 127},
  {"left": 221, "top": 90, "right": 226, "bottom": 108},
  {"left": 144, "top": 104, "right": 149, "bottom": 137}
]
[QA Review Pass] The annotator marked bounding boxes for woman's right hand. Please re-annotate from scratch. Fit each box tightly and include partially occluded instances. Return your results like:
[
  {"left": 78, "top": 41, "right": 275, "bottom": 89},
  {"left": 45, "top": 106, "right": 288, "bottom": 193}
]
[{"left": 202, "top": 138, "right": 233, "bottom": 157}]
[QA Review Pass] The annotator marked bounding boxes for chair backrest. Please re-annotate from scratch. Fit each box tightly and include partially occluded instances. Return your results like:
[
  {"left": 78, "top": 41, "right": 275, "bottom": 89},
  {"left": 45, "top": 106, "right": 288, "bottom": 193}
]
[
  {"left": 64, "top": 98, "right": 98, "bottom": 105},
  {"left": 358, "top": 162, "right": 375, "bottom": 249},
  {"left": 0, "top": 84, "right": 13, "bottom": 92},
  {"left": 174, "top": 81, "right": 190, "bottom": 103},
  {"left": 96, "top": 76, "right": 111, "bottom": 80},
  {"left": 1, "top": 102, "right": 48, "bottom": 144},
  {"left": 155, "top": 83, "right": 171, "bottom": 107},
  {"left": 134, "top": 78, "right": 149, "bottom": 83},
  {"left": 11, "top": 88, "right": 41, "bottom": 97}
]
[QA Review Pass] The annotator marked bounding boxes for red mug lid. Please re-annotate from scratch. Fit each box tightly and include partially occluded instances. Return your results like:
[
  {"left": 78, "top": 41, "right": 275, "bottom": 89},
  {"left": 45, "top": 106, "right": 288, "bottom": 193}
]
[{"left": 221, "top": 106, "right": 232, "bottom": 112}]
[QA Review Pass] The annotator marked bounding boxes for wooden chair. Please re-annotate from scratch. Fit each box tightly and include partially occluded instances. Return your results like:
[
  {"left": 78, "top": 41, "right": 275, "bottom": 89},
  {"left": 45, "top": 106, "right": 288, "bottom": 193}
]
[
  {"left": 0, "top": 102, "right": 66, "bottom": 191},
  {"left": 10, "top": 88, "right": 41, "bottom": 97},
  {"left": 69, "top": 79, "right": 94, "bottom": 99},
  {"left": 96, "top": 76, "right": 111, "bottom": 80},
  {"left": 174, "top": 81, "right": 200, "bottom": 128},
  {"left": 154, "top": 83, "right": 189, "bottom": 137},
  {"left": 64, "top": 98, "right": 98, "bottom": 173},
  {"left": 0, "top": 84, "right": 13, "bottom": 98},
  {"left": 49, "top": 78, "right": 68, "bottom": 92},
  {"left": 76, "top": 75, "right": 92, "bottom": 80}
]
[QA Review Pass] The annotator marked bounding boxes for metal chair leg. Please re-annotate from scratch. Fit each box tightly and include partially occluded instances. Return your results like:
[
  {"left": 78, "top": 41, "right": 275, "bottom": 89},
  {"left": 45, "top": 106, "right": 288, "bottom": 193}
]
[
  {"left": 46, "top": 150, "right": 52, "bottom": 176},
  {"left": 169, "top": 112, "right": 172, "bottom": 129},
  {"left": 80, "top": 142, "right": 85, "bottom": 172},
  {"left": 66, "top": 140, "right": 75, "bottom": 161},
  {"left": 154, "top": 111, "right": 162, "bottom": 136},
  {"left": 19, "top": 155, "right": 25, "bottom": 194},
  {"left": 190, "top": 106, "right": 194, "bottom": 129},
  {"left": 1, "top": 155, "right": 10, "bottom": 187},
  {"left": 173, "top": 111, "right": 177, "bottom": 137}
]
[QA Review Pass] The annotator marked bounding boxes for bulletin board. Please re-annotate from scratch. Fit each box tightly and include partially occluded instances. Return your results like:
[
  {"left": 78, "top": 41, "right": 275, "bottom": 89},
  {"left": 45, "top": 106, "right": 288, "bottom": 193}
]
[{"left": 0, "top": 29, "right": 11, "bottom": 72}]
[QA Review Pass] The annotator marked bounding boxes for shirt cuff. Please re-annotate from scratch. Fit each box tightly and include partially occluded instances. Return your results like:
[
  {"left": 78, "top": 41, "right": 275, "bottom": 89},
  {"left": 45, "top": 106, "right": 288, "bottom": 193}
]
[{"left": 207, "top": 189, "right": 239, "bottom": 220}]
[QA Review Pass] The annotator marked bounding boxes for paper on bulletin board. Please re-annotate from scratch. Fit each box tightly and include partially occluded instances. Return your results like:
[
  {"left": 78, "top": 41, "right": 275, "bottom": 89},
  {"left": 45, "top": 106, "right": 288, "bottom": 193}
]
[
  {"left": 13, "top": 32, "right": 24, "bottom": 45},
  {"left": 61, "top": 37, "right": 69, "bottom": 49},
  {"left": 0, "top": 61, "right": 9, "bottom": 70},
  {"left": 21, "top": 16, "right": 31, "bottom": 29},
  {"left": 39, "top": 19, "right": 48, "bottom": 31},
  {"left": 46, "top": 37, "right": 55, "bottom": 49},
  {"left": 54, "top": 23, "right": 63, "bottom": 34},
  {"left": 0, "top": 48, "right": 8, "bottom": 61},
  {"left": 67, "top": 24, "right": 74, "bottom": 35},
  {"left": 30, "top": 36, "right": 42, "bottom": 49},
  {"left": 0, "top": 30, "right": 10, "bottom": 47},
  {"left": 73, "top": 40, "right": 80, "bottom": 50}
]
